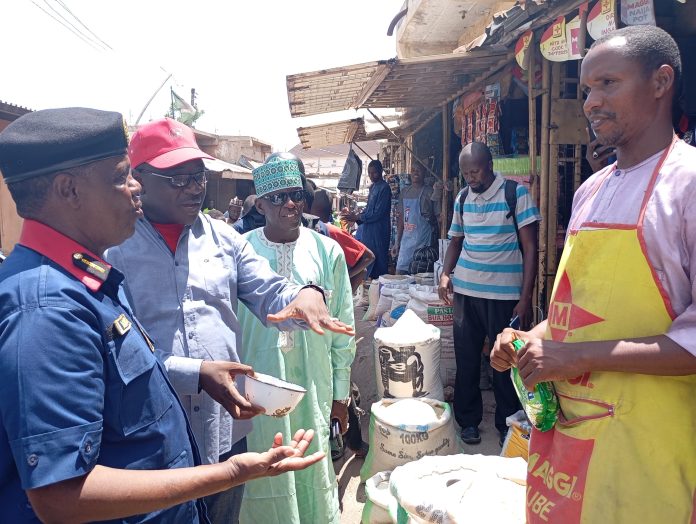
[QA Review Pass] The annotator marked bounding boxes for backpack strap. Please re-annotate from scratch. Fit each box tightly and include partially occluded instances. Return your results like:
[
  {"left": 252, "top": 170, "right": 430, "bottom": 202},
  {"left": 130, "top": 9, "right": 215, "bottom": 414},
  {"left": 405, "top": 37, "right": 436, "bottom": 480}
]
[
  {"left": 504, "top": 179, "right": 521, "bottom": 252},
  {"left": 458, "top": 186, "right": 470, "bottom": 210}
]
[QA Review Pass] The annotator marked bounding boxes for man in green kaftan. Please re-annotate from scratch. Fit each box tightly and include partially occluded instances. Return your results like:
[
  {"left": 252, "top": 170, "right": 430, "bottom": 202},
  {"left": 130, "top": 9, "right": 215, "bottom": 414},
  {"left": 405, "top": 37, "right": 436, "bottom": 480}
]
[{"left": 238, "top": 157, "right": 356, "bottom": 524}]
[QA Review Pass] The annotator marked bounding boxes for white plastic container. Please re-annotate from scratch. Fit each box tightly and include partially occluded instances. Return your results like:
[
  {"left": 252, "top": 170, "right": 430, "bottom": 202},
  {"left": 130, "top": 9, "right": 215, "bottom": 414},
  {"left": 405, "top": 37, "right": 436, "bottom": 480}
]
[{"left": 241, "top": 373, "right": 306, "bottom": 417}]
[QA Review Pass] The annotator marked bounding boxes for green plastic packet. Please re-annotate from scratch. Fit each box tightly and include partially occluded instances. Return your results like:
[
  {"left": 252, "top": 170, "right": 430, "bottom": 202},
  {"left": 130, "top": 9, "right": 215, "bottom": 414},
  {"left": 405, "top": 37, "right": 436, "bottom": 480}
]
[{"left": 510, "top": 337, "right": 558, "bottom": 432}]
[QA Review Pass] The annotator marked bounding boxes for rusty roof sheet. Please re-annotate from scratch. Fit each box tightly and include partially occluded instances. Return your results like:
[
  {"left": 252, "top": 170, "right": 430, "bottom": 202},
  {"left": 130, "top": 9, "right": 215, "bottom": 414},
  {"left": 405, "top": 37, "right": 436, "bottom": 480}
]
[{"left": 286, "top": 48, "right": 512, "bottom": 119}]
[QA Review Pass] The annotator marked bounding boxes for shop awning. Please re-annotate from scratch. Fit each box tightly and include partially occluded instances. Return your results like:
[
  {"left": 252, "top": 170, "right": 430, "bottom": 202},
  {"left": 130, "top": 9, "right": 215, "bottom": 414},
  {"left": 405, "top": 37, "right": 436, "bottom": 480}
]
[
  {"left": 296, "top": 118, "right": 396, "bottom": 149},
  {"left": 203, "top": 158, "right": 253, "bottom": 180},
  {"left": 286, "top": 48, "right": 512, "bottom": 118}
]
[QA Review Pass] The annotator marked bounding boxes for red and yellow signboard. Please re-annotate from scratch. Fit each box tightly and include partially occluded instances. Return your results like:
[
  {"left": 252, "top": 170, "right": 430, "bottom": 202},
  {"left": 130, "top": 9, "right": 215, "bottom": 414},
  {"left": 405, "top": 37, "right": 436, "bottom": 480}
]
[
  {"left": 515, "top": 30, "right": 534, "bottom": 70},
  {"left": 540, "top": 16, "right": 583, "bottom": 62},
  {"left": 587, "top": 0, "right": 616, "bottom": 40}
]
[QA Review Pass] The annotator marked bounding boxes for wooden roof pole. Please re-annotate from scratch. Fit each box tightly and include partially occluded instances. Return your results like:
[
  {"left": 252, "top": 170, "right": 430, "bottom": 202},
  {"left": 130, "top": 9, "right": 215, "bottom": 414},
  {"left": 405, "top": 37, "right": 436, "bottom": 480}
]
[
  {"left": 538, "top": 57, "right": 551, "bottom": 314},
  {"left": 527, "top": 43, "right": 540, "bottom": 324},
  {"left": 352, "top": 141, "right": 374, "bottom": 161},
  {"left": 441, "top": 104, "right": 450, "bottom": 239}
]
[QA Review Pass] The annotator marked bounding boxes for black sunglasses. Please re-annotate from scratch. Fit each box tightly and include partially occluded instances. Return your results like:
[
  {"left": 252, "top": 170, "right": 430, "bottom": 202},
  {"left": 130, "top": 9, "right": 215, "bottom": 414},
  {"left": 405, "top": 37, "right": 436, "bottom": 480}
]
[
  {"left": 142, "top": 170, "right": 208, "bottom": 188},
  {"left": 262, "top": 190, "right": 306, "bottom": 206}
]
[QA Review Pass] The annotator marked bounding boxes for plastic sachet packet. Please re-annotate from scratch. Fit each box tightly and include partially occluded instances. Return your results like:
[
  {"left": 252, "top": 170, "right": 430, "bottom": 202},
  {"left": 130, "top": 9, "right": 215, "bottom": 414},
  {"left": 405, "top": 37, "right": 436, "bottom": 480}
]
[{"left": 510, "top": 335, "right": 558, "bottom": 432}]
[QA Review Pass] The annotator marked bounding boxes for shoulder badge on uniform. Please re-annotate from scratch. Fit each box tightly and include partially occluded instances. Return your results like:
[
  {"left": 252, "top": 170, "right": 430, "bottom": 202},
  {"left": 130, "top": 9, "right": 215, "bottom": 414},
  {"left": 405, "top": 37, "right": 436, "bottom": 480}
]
[{"left": 73, "top": 253, "right": 110, "bottom": 282}]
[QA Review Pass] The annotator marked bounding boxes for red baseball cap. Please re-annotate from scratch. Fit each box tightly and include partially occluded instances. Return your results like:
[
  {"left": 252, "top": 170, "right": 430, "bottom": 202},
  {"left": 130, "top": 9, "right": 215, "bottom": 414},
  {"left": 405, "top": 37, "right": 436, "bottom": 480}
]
[{"left": 128, "top": 118, "right": 213, "bottom": 169}]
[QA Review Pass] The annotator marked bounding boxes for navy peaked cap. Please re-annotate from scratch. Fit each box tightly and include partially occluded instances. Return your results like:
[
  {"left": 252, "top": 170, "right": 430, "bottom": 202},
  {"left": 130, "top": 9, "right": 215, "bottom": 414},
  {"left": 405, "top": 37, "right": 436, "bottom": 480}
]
[{"left": 0, "top": 107, "right": 128, "bottom": 183}]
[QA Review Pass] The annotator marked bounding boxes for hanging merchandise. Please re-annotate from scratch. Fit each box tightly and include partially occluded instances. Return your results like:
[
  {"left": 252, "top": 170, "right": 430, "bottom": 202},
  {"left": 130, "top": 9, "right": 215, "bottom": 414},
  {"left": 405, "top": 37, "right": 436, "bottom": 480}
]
[
  {"left": 511, "top": 127, "right": 529, "bottom": 155},
  {"left": 464, "top": 110, "right": 474, "bottom": 145},
  {"left": 452, "top": 97, "right": 463, "bottom": 139},
  {"left": 587, "top": 0, "right": 616, "bottom": 40},
  {"left": 386, "top": 173, "right": 401, "bottom": 261},
  {"left": 475, "top": 103, "right": 486, "bottom": 144},
  {"left": 337, "top": 146, "right": 362, "bottom": 193},
  {"left": 621, "top": 0, "right": 656, "bottom": 25},
  {"left": 515, "top": 31, "right": 534, "bottom": 70},
  {"left": 485, "top": 83, "right": 502, "bottom": 155}
]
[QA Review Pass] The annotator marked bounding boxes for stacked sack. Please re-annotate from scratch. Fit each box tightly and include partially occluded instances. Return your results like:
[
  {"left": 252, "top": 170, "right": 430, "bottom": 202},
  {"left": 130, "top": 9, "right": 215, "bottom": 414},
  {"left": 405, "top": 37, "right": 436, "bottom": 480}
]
[
  {"left": 363, "top": 274, "right": 415, "bottom": 324},
  {"left": 360, "top": 309, "right": 459, "bottom": 493},
  {"left": 405, "top": 285, "right": 456, "bottom": 397}
]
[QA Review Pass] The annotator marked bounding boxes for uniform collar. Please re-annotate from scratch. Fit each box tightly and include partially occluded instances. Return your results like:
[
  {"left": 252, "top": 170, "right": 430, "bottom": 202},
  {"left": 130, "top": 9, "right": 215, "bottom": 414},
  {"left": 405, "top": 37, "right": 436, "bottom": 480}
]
[
  {"left": 18, "top": 219, "right": 112, "bottom": 292},
  {"left": 473, "top": 172, "right": 504, "bottom": 202}
]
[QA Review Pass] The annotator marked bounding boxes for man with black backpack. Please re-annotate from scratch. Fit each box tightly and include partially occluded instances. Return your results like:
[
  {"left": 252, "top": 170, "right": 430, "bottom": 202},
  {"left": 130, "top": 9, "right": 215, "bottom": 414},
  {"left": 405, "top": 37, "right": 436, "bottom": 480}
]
[{"left": 438, "top": 141, "right": 540, "bottom": 446}]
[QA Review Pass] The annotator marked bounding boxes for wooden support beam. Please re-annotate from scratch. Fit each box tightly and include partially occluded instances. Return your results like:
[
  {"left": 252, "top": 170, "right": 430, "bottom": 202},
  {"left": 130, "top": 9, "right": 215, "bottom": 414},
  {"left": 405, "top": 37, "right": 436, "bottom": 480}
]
[
  {"left": 546, "top": 62, "right": 562, "bottom": 305},
  {"left": 441, "top": 104, "right": 450, "bottom": 239},
  {"left": 538, "top": 58, "right": 551, "bottom": 314}
]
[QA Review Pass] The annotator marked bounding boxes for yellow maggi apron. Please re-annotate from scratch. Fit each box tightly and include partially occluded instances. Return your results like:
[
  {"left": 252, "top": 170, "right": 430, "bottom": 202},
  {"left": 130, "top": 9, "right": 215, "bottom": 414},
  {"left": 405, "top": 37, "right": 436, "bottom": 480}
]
[{"left": 527, "top": 138, "right": 696, "bottom": 523}]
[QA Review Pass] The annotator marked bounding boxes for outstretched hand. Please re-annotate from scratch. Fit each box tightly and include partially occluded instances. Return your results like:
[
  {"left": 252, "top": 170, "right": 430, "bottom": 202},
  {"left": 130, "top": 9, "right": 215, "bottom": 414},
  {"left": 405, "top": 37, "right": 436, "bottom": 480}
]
[
  {"left": 226, "top": 429, "right": 325, "bottom": 483},
  {"left": 199, "top": 361, "right": 265, "bottom": 419},
  {"left": 267, "top": 288, "right": 355, "bottom": 336}
]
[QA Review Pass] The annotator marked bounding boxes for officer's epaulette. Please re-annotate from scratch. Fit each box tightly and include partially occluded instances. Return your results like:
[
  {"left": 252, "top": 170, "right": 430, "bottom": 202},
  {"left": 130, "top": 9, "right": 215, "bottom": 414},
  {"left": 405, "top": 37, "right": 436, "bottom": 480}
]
[{"left": 72, "top": 252, "right": 110, "bottom": 282}]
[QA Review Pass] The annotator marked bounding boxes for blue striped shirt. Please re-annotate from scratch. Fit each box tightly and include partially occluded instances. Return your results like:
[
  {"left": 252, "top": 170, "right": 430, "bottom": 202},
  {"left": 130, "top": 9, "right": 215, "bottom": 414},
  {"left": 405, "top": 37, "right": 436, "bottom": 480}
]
[{"left": 448, "top": 173, "right": 540, "bottom": 300}]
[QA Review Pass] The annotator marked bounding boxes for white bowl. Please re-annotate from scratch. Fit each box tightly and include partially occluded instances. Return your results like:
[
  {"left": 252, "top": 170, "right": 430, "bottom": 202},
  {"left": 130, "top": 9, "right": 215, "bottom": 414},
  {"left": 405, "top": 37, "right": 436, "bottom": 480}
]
[{"left": 241, "top": 373, "right": 307, "bottom": 417}]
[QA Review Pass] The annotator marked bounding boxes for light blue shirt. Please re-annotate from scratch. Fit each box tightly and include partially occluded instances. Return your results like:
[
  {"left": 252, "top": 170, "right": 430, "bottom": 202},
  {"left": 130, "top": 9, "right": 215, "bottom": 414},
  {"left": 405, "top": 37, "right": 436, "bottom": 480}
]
[
  {"left": 106, "top": 214, "right": 302, "bottom": 464},
  {"left": 448, "top": 174, "right": 540, "bottom": 300}
]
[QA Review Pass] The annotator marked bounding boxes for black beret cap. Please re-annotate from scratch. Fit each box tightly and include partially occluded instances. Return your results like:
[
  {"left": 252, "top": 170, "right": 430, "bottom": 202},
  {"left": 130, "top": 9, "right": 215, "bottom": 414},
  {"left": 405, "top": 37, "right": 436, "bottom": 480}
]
[{"left": 0, "top": 107, "right": 128, "bottom": 184}]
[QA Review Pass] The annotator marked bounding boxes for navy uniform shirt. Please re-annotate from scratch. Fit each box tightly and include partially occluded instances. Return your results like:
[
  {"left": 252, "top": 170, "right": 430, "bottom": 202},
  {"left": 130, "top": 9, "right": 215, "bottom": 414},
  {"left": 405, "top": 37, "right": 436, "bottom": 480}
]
[{"left": 0, "top": 220, "right": 206, "bottom": 523}]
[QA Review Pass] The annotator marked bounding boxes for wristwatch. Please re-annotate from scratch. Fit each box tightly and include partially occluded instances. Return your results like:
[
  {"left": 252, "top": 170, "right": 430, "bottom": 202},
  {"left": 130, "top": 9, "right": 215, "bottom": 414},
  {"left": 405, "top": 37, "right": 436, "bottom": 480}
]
[
  {"left": 302, "top": 283, "right": 326, "bottom": 304},
  {"left": 333, "top": 398, "right": 351, "bottom": 406}
]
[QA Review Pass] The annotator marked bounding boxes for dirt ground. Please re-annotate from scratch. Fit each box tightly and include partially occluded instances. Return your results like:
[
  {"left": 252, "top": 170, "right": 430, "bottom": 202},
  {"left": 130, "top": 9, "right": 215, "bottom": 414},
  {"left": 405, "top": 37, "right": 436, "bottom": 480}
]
[{"left": 336, "top": 306, "right": 501, "bottom": 524}]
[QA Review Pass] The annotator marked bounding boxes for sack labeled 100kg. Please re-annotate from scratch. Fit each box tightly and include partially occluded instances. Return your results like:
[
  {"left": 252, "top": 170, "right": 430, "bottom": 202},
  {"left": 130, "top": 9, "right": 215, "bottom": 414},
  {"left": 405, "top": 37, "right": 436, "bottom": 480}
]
[
  {"left": 374, "top": 309, "right": 444, "bottom": 401},
  {"left": 360, "top": 398, "right": 458, "bottom": 482}
]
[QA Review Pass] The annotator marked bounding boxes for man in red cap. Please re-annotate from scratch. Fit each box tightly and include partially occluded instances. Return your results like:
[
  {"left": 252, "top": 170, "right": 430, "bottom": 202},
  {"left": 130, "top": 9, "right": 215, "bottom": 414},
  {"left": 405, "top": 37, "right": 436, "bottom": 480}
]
[
  {"left": 105, "top": 118, "right": 353, "bottom": 523},
  {"left": 0, "top": 107, "right": 326, "bottom": 524}
]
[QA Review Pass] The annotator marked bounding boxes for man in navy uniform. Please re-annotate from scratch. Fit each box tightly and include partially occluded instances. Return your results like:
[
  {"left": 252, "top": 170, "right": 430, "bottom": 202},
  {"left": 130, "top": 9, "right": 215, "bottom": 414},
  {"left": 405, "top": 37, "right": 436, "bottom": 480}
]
[{"left": 0, "top": 108, "right": 325, "bottom": 523}]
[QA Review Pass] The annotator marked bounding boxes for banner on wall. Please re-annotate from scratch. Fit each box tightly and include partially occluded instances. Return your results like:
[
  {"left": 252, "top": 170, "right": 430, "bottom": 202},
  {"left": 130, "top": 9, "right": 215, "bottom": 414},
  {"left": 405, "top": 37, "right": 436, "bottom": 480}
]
[
  {"left": 540, "top": 16, "right": 583, "bottom": 62},
  {"left": 621, "top": 0, "right": 656, "bottom": 25},
  {"left": 540, "top": 16, "right": 569, "bottom": 61},
  {"left": 587, "top": 0, "right": 616, "bottom": 40},
  {"left": 515, "top": 31, "right": 534, "bottom": 70}
]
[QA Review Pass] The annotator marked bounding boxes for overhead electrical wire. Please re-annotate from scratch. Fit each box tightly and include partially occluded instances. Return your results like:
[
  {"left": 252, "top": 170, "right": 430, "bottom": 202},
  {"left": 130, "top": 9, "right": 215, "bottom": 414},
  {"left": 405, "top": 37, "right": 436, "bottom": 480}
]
[
  {"left": 30, "top": 0, "right": 104, "bottom": 52},
  {"left": 53, "top": 0, "right": 113, "bottom": 50},
  {"left": 41, "top": 0, "right": 109, "bottom": 50}
]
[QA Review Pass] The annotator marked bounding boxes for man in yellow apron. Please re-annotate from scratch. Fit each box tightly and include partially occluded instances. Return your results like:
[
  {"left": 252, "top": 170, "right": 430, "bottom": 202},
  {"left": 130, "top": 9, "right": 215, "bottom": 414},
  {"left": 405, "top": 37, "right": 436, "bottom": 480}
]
[{"left": 492, "top": 25, "right": 696, "bottom": 523}]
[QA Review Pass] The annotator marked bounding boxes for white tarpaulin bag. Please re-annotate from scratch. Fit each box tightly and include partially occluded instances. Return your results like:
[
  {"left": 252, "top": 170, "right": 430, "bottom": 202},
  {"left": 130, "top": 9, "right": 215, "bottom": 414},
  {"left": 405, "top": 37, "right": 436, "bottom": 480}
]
[
  {"left": 389, "top": 454, "right": 527, "bottom": 524},
  {"left": 361, "top": 471, "right": 397, "bottom": 524},
  {"left": 407, "top": 285, "right": 456, "bottom": 391},
  {"left": 373, "top": 309, "right": 443, "bottom": 400},
  {"left": 371, "top": 275, "right": 415, "bottom": 324},
  {"left": 363, "top": 279, "right": 382, "bottom": 321},
  {"left": 360, "top": 398, "right": 458, "bottom": 481}
]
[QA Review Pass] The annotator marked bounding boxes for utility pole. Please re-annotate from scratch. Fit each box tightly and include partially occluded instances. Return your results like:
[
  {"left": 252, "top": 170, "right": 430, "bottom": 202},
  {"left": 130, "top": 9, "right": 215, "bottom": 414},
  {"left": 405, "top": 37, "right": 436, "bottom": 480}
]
[{"left": 134, "top": 72, "right": 173, "bottom": 124}]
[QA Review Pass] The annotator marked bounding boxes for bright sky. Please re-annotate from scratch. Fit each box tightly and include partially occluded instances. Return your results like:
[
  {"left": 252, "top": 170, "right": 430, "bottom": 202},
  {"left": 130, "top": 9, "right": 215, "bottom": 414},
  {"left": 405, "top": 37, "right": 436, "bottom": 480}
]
[{"left": 1, "top": 0, "right": 403, "bottom": 151}]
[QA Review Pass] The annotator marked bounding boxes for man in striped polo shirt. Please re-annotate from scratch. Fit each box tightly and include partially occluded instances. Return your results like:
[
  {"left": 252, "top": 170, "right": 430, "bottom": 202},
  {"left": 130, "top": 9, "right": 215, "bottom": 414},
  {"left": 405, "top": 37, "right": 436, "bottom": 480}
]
[{"left": 438, "top": 142, "right": 540, "bottom": 445}]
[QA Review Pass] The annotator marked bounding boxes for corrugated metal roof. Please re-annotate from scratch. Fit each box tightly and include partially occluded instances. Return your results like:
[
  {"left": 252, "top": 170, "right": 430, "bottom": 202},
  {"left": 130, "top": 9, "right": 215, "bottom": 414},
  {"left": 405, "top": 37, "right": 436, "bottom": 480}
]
[
  {"left": 286, "top": 48, "right": 512, "bottom": 119},
  {"left": 364, "top": 48, "right": 511, "bottom": 108},
  {"left": 297, "top": 119, "right": 365, "bottom": 149},
  {"left": 0, "top": 101, "right": 32, "bottom": 121},
  {"left": 296, "top": 117, "right": 411, "bottom": 149},
  {"left": 287, "top": 61, "right": 390, "bottom": 118}
]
